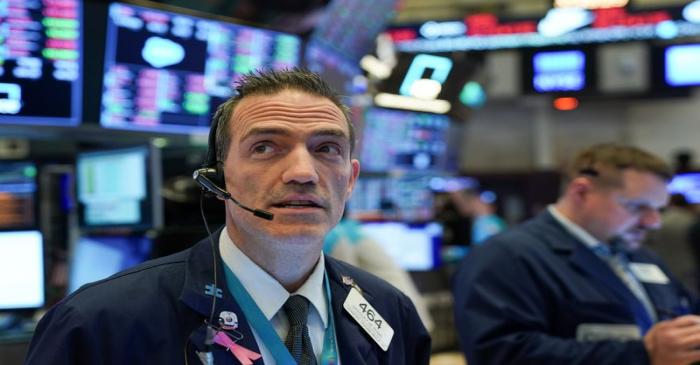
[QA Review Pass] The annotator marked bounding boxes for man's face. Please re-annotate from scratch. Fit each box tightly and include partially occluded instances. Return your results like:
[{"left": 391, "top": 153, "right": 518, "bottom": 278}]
[
  {"left": 584, "top": 169, "right": 669, "bottom": 249},
  {"left": 222, "top": 89, "right": 360, "bottom": 246}
]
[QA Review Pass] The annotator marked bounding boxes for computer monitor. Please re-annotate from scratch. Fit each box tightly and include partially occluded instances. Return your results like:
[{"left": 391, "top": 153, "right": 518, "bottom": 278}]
[
  {"left": 68, "top": 235, "right": 152, "bottom": 293},
  {"left": 0, "top": 161, "right": 38, "bottom": 230},
  {"left": 100, "top": 2, "right": 302, "bottom": 134},
  {"left": 0, "top": 0, "right": 82, "bottom": 126},
  {"left": 665, "top": 44, "right": 700, "bottom": 87},
  {"left": 529, "top": 49, "right": 587, "bottom": 93},
  {"left": 360, "top": 221, "right": 442, "bottom": 271},
  {"left": 76, "top": 145, "right": 163, "bottom": 231},
  {"left": 0, "top": 230, "right": 44, "bottom": 310},
  {"left": 348, "top": 174, "right": 439, "bottom": 222},
  {"left": 668, "top": 172, "right": 700, "bottom": 203},
  {"left": 359, "top": 107, "right": 454, "bottom": 173}
]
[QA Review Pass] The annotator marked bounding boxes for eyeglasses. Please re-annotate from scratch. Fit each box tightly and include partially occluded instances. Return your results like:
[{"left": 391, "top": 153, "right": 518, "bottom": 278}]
[{"left": 613, "top": 197, "right": 662, "bottom": 216}]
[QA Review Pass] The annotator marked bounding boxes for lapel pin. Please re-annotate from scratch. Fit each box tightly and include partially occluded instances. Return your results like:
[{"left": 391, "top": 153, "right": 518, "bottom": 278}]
[{"left": 218, "top": 311, "right": 239, "bottom": 330}]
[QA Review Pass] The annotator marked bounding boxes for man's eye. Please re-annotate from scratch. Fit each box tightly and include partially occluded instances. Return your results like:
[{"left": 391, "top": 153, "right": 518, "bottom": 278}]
[
  {"left": 252, "top": 144, "right": 273, "bottom": 154},
  {"left": 317, "top": 144, "right": 342, "bottom": 155}
]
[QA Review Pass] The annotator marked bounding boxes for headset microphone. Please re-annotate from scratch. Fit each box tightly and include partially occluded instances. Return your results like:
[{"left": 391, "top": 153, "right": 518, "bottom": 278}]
[{"left": 193, "top": 168, "right": 274, "bottom": 221}]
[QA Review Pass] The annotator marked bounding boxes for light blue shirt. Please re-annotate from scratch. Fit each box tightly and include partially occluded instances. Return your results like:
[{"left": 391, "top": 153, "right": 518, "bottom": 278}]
[{"left": 219, "top": 229, "right": 329, "bottom": 364}]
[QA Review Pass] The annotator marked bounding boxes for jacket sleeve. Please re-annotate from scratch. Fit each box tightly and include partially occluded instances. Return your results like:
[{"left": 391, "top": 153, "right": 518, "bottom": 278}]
[
  {"left": 25, "top": 303, "right": 101, "bottom": 365},
  {"left": 452, "top": 243, "right": 650, "bottom": 365}
]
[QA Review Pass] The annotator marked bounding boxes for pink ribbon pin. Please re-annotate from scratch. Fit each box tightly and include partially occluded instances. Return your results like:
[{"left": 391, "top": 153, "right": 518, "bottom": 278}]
[{"left": 213, "top": 331, "right": 262, "bottom": 365}]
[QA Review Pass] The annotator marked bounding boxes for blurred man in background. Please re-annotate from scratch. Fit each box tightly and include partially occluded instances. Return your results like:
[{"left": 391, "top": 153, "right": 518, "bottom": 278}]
[{"left": 454, "top": 143, "right": 700, "bottom": 365}]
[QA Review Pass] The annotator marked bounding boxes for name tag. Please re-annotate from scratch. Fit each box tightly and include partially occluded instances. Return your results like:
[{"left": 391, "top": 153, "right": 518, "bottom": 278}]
[
  {"left": 576, "top": 323, "right": 641, "bottom": 342},
  {"left": 343, "top": 287, "right": 394, "bottom": 351},
  {"left": 628, "top": 263, "right": 670, "bottom": 284}
]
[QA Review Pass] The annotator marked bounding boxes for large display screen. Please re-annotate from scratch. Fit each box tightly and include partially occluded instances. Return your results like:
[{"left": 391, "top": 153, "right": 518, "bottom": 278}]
[
  {"left": 0, "top": 161, "right": 37, "bottom": 230},
  {"left": 360, "top": 108, "right": 454, "bottom": 173},
  {"left": 100, "top": 2, "right": 302, "bottom": 134},
  {"left": 76, "top": 145, "right": 162, "bottom": 230},
  {"left": 0, "top": 0, "right": 82, "bottom": 125},
  {"left": 0, "top": 230, "right": 44, "bottom": 310},
  {"left": 68, "top": 235, "right": 152, "bottom": 293}
]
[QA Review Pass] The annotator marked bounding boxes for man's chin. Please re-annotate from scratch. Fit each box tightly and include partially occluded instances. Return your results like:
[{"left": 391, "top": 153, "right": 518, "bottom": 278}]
[{"left": 621, "top": 234, "right": 645, "bottom": 250}]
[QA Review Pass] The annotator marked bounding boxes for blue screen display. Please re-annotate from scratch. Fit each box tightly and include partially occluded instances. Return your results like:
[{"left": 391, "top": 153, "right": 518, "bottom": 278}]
[
  {"left": 532, "top": 50, "right": 585, "bottom": 92},
  {"left": 665, "top": 44, "right": 700, "bottom": 87},
  {"left": 101, "top": 2, "right": 302, "bottom": 134},
  {"left": 68, "top": 235, "right": 152, "bottom": 293},
  {"left": 0, "top": 0, "right": 82, "bottom": 126}
]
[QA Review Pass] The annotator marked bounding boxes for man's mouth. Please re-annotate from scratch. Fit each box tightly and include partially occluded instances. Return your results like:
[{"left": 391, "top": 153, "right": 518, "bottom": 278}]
[{"left": 272, "top": 200, "right": 322, "bottom": 209}]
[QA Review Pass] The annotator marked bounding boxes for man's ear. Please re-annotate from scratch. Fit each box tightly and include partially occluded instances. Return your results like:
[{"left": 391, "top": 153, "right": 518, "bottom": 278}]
[
  {"left": 568, "top": 176, "right": 593, "bottom": 205},
  {"left": 345, "top": 159, "right": 360, "bottom": 200}
]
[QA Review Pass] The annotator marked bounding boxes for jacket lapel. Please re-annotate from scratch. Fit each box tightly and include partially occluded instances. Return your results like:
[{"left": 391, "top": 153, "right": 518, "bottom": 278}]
[
  {"left": 325, "top": 258, "right": 376, "bottom": 365},
  {"left": 535, "top": 212, "right": 653, "bottom": 331},
  {"left": 179, "top": 229, "right": 263, "bottom": 364}
]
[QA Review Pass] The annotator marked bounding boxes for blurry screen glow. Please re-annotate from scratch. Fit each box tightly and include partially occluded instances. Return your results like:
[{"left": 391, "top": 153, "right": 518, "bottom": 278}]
[
  {"left": 683, "top": 1, "right": 700, "bottom": 23},
  {"left": 399, "top": 54, "right": 453, "bottom": 97},
  {"left": 0, "top": 231, "right": 44, "bottom": 309},
  {"left": 68, "top": 236, "right": 152, "bottom": 293},
  {"left": 553, "top": 97, "right": 580, "bottom": 110},
  {"left": 668, "top": 173, "right": 700, "bottom": 203},
  {"left": 0, "top": 162, "right": 38, "bottom": 229},
  {"left": 665, "top": 44, "right": 700, "bottom": 86},
  {"left": 533, "top": 50, "right": 586, "bottom": 92},
  {"left": 361, "top": 222, "right": 442, "bottom": 271},
  {"left": 538, "top": 8, "right": 593, "bottom": 37}
]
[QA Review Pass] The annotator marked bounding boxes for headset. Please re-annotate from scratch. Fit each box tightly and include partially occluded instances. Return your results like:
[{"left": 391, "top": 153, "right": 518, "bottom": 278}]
[
  {"left": 192, "top": 112, "right": 274, "bottom": 221},
  {"left": 188, "top": 104, "right": 274, "bottom": 365}
]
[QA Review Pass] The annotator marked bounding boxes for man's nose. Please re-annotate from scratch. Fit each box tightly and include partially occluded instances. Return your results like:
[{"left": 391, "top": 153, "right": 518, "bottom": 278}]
[
  {"left": 639, "top": 208, "right": 662, "bottom": 229},
  {"left": 281, "top": 146, "right": 319, "bottom": 185}
]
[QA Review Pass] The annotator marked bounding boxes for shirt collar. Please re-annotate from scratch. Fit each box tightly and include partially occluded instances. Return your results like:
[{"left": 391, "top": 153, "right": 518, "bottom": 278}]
[
  {"left": 218, "top": 228, "right": 329, "bottom": 328},
  {"left": 548, "top": 205, "right": 603, "bottom": 250}
]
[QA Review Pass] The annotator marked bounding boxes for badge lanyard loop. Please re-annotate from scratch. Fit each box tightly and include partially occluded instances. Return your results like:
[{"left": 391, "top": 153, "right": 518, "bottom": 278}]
[{"left": 223, "top": 265, "right": 339, "bottom": 365}]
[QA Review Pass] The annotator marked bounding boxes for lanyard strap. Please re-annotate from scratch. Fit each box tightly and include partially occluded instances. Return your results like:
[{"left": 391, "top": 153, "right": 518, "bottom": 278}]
[{"left": 223, "top": 264, "right": 338, "bottom": 365}]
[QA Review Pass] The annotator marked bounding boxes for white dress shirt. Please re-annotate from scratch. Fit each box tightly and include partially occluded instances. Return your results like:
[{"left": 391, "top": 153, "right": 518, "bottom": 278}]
[{"left": 219, "top": 229, "right": 329, "bottom": 364}]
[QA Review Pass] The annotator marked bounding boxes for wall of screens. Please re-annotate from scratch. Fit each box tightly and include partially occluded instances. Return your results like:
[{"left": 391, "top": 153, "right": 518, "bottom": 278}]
[
  {"left": 100, "top": 2, "right": 302, "bottom": 134},
  {"left": 0, "top": 0, "right": 82, "bottom": 126}
]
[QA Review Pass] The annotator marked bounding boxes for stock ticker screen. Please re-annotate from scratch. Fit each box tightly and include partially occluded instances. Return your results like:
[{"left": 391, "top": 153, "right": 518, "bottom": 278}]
[
  {"left": 100, "top": 2, "right": 301, "bottom": 134},
  {"left": 0, "top": 0, "right": 82, "bottom": 125},
  {"left": 0, "top": 161, "right": 37, "bottom": 230}
]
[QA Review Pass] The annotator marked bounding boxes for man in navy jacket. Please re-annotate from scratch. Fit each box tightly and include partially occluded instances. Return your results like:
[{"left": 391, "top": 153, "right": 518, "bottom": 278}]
[
  {"left": 453, "top": 143, "right": 700, "bottom": 365},
  {"left": 25, "top": 69, "right": 431, "bottom": 364}
]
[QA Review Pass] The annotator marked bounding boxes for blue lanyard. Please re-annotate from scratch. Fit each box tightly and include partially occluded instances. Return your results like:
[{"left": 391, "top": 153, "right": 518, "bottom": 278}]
[{"left": 223, "top": 264, "right": 339, "bottom": 365}]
